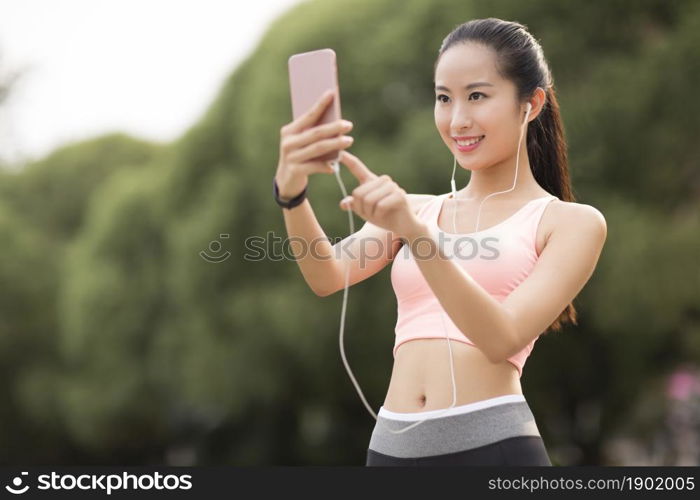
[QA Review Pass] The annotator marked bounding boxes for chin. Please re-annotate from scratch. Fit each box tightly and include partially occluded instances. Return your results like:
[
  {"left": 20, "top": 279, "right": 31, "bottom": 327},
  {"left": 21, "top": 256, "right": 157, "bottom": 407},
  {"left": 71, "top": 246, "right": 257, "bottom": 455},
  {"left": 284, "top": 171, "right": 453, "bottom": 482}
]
[{"left": 453, "top": 154, "right": 488, "bottom": 171}]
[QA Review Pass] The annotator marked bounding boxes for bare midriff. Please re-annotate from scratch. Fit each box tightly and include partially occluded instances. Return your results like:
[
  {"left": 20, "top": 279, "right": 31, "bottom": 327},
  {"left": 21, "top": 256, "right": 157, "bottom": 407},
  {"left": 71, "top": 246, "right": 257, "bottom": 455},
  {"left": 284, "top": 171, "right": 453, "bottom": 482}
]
[{"left": 382, "top": 338, "right": 523, "bottom": 413}]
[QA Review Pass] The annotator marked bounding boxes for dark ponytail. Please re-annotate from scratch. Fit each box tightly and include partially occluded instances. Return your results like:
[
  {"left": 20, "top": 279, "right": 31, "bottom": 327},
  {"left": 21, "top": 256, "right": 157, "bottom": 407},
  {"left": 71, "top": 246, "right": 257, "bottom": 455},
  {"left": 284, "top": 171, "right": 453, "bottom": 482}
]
[{"left": 435, "top": 18, "right": 577, "bottom": 333}]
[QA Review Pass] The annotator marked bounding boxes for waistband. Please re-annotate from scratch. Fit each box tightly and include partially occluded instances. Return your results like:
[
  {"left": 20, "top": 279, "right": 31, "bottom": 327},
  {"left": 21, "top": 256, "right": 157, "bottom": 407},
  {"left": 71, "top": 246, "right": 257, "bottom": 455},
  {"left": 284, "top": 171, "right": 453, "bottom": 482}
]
[
  {"left": 369, "top": 395, "right": 540, "bottom": 458},
  {"left": 378, "top": 393, "right": 526, "bottom": 421}
]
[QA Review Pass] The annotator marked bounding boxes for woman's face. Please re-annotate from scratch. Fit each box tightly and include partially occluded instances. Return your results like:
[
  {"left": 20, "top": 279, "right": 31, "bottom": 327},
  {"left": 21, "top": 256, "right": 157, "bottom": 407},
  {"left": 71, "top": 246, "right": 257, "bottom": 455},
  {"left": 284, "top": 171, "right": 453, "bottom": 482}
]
[{"left": 434, "top": 42, "right": 525, "bottom": 171}]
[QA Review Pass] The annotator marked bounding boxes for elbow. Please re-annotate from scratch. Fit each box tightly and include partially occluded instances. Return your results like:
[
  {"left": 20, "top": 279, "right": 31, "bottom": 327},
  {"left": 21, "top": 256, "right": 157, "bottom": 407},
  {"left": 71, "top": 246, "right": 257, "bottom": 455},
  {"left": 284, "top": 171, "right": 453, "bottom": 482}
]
[
  {"left": 303, "top": 273, "right": 340, "bottom": 297},
  {"left": 313, "top": 287, "right": 332, "bottom": 297},
  {"left": 485, "top": 339, "right": 515, "bottom": 365},
  {"left": 312, "top": 283, "right": 339, "bottom": 297},
  {"left": 311, "top": 272, "right": 344, "bottom": 297},
  {"left": 485, "top": 345, "right": 508, "bottom": 365},
  {"left": 485, "top": 320, "right": 519, "bottom": 365},
  {"left": 463, "top": 328, "right": 512, "bottom": 365}
]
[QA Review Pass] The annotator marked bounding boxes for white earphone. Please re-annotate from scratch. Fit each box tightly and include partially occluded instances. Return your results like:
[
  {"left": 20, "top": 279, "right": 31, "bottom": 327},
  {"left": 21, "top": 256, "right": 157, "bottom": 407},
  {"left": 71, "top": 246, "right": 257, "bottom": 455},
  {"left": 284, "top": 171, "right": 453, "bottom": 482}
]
[{"left": 329, "top": 100, "right": 532, "bottom": 434}]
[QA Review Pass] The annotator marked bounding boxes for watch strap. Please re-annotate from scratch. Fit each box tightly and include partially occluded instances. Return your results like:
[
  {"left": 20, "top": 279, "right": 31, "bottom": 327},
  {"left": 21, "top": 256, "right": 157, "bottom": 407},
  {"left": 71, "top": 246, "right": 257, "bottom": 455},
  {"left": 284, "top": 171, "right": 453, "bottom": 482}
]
[{"left": 273, "top": 177, "right": 307, "bottom": 209}]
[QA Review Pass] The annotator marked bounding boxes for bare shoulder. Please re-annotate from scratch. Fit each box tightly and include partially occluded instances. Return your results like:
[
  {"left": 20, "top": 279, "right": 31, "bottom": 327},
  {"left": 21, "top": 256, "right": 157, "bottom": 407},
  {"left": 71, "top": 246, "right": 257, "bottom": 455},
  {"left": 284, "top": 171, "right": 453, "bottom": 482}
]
[
  {"left": 406, "top": 193, "right": 437, "bottom": 215},
  {"left": 548, "top": 199, "right": 607, "bottom": 244}
]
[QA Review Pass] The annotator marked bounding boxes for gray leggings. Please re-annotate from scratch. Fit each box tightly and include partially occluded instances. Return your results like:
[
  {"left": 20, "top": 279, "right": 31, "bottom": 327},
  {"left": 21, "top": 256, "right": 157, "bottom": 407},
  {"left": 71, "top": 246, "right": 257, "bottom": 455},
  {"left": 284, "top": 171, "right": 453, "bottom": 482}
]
[{"left": 366, "top": 394, "right": 552, "bottom": 466}]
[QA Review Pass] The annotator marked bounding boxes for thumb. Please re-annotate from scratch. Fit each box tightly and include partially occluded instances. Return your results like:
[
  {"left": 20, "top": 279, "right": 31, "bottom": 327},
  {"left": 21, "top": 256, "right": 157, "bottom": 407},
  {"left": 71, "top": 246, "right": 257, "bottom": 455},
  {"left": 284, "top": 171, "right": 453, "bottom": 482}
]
[{"left": 338, "top": 150, "right": 377, "bottom": 184}]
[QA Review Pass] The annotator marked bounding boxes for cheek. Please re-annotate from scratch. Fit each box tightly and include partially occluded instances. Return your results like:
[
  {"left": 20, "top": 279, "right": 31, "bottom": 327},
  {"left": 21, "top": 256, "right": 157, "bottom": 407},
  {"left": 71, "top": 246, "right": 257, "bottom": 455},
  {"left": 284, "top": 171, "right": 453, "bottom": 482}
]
[
  {"left": 473, "top": 107, "right": 496, "bottom": 127},
  {"left": 434, "top": 107, "right": 442, "bottom": 124},
  {"left": 434, "top": 110, "right": 450, "bottom": 133}
]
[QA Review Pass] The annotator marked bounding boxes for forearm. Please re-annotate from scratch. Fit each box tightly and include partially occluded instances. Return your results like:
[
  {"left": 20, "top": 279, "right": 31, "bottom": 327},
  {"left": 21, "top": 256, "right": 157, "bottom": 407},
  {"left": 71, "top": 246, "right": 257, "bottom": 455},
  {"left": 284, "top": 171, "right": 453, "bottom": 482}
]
[
  {"left": 402, "top": 221, "right": 516, "bottom": 363},
  {"left": 280, "top": 198, "right": 340, "bottom": 296}
]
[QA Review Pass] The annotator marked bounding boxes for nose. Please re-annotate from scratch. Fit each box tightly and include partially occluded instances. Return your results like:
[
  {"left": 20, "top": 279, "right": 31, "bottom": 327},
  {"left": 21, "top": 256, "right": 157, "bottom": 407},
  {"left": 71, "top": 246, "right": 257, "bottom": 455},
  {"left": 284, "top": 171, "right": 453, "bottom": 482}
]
[{"left": 449, "top": 103, "right": 472, "bottom": 132}]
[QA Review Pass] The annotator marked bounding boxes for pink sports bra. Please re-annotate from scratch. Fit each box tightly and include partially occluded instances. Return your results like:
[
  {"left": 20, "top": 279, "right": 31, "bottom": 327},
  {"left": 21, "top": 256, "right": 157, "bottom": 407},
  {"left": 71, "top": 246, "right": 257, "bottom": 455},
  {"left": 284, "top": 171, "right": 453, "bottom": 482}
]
[{"left": 389, "top": 192, "right": 559, "bottom": 378}]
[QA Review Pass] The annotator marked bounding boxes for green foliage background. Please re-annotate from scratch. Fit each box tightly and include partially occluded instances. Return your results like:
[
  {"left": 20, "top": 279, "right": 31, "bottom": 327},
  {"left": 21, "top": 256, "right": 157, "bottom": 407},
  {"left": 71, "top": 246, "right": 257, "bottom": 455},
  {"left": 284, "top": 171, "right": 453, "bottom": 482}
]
[{"left": 0, "top": 0, "right": 698, "bottom": 465}]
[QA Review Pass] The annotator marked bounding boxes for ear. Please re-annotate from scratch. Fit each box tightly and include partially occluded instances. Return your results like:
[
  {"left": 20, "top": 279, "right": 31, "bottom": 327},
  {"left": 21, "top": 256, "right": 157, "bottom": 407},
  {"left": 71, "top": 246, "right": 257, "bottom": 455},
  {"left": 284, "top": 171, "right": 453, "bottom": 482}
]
[{"left": 524, "top": 87, "right": 547, "bottom": 122}]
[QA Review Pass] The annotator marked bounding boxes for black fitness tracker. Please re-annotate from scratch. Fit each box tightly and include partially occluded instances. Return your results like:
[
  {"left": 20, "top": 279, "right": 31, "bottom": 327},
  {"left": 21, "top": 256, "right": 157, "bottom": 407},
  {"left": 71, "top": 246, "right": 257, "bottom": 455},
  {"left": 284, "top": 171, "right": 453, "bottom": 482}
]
[{"left": 273, "top": 177, "right": 307, "bottom": 210}]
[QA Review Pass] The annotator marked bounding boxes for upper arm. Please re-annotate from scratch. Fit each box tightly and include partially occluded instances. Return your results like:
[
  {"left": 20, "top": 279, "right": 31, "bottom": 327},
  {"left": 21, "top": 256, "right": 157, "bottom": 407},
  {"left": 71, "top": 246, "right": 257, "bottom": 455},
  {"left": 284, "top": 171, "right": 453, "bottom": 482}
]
[
  {"left": 499, "top": 203, "right": 608, "bottom": 359},
  {"left": 322, "top": 194, "right": 435, "bottom": 296}
]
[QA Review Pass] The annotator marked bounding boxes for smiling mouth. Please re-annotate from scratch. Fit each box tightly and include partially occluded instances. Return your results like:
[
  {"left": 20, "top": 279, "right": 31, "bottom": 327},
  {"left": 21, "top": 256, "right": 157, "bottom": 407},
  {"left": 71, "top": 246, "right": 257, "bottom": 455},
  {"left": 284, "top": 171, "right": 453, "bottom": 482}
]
[{"left": 454, "top": 136, "right": 485, "bottom": 146}]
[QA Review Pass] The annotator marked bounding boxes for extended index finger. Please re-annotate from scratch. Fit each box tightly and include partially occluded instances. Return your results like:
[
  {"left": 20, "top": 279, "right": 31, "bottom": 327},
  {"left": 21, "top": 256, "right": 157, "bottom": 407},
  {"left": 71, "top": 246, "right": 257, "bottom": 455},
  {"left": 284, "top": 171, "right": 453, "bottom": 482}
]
[
  {"left": 338, "top": 151, "right": 377, "bottom": 184},
  {"left": 287, "top": 89, "right": 335, "bottom": 134}
]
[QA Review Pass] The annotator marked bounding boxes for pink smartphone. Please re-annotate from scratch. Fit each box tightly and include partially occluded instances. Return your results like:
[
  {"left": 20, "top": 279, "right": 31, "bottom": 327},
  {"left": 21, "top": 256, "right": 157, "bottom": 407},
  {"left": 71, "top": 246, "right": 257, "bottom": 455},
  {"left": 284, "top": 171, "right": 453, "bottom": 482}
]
[{"left": 288, "top": 48, "right": 342, "bottom": 163}]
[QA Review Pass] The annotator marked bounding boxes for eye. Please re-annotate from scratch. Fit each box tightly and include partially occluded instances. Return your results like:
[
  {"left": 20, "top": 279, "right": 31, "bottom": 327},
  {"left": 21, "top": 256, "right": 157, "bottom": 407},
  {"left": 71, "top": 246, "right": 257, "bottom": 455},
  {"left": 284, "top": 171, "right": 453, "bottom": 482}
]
[{"left": 435, "top": 92, "right": 486, "bottom": 103}]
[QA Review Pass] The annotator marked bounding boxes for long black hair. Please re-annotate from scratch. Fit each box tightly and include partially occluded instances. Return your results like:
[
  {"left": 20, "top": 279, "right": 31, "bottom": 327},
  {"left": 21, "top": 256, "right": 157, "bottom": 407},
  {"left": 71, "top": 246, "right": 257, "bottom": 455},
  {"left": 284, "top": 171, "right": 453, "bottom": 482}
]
[{"left": 434, "top": 17, "right": 577, "bottom": 333}]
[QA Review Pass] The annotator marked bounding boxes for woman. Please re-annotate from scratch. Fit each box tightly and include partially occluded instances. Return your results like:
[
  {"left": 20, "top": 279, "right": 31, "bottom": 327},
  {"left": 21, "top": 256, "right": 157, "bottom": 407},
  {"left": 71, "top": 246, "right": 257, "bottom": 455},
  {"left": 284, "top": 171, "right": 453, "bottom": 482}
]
[{"left": 273, "top": 18, "right": 607, "bottom": 466}]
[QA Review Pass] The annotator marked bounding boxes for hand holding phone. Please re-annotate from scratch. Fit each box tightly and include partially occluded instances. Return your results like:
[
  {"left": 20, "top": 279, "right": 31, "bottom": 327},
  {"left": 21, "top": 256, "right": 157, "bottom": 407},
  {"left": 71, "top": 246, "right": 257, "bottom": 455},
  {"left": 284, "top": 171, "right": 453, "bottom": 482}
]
[{"left": 275, "top": 49, "right": 354, "bottom": 200}]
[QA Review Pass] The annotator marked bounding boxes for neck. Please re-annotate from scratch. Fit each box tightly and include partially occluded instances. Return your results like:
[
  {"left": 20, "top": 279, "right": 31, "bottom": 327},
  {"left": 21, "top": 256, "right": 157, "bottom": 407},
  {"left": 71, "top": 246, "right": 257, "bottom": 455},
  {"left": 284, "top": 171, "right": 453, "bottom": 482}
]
[{"left": 455, "top": 147, "right": 538, "bottom": 201}]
